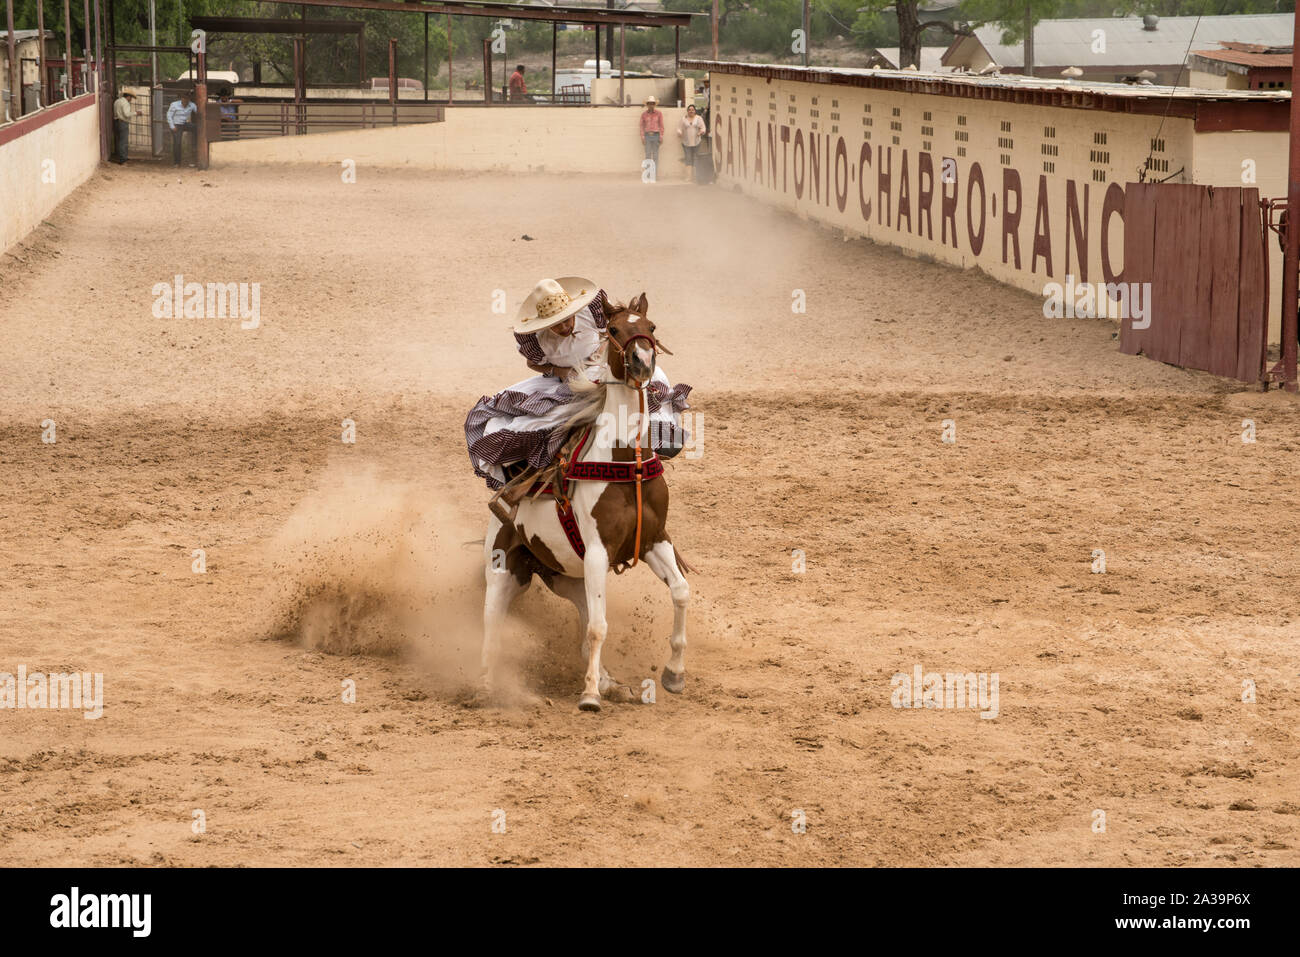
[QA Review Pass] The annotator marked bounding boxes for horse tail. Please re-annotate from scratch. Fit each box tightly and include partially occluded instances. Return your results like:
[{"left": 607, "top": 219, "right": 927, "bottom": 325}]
[{"left": 674, "top": 546, "right": 696, "bottom": 576}]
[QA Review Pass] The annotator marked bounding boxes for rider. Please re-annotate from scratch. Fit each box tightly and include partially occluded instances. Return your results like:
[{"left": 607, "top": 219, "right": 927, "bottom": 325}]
[{"left": 465, "top": 277, "right": 691, "bottom": 523}]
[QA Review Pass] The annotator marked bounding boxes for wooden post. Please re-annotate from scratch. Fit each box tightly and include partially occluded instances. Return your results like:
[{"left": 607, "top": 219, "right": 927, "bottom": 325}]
[
  {"left": 63, "top": 0, "right": 72, "bottom": 99},
  {"left": 423, "top": 14, "right": 428, "bottom": 102},
  {"left": 618, "top": 25, "right": 624, "bottom": 107},
  {"left": 447, "top": 13, "right": 453, "bottom": 104},
  {"left": 1276, "top": 10, "right": 1300, "bottom": 390},
  {"left": 36, "top": 0, "right": 47, "bottom": 106},
  {"left": 388, "top": 36, "right": 397, "bottom": 123},
  {"left": 195, "top": 47, "right": 207, "bottom": 169},
  {"left": 595, "top": 23, "right": 600, "bottom": 80},
  {"left": 93, "top": 0, "right": 106, "bottom": 158},
  {"left": 293, "top": 34, "right": 306, "bottom": 133},
  {"left": 801, "top": 0, "right": 809, "bottom": 67},
  {"left": 551, "top": 21, "right": 556, "bottom": 101},
  {"left": 107, "top": 0, "right": 116, "bottom": 96},
  {"left": 605, "top": 1, "right": 613, "bottom": 69},
  {"left": 82, "top": 0, "right": 90, "bottom": 94},
  {"left": 5, "top": 0, "right": 18, "bottom": 120},
  {"left": 1023, "top": 6, "right": 1034, "bottom": 78},
  {"left": 710, "top": 0, "right": 718, "bottom": 60},
  {"left": 482, "top": 37, "right": 491, "bottom": 105}
]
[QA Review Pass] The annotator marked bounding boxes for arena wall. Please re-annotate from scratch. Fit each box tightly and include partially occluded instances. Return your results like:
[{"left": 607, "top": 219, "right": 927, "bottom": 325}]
[
  {"left": 210, "top": 105, "right": 694, "bottom": 182},
  {"left": 0, "top": 93, "right": 101, "bottom": 254},
  {"left": 695, "top": 63, "right": 1290, "bottom": 342}
]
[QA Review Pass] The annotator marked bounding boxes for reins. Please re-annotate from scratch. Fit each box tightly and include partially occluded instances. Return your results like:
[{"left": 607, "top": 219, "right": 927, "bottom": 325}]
[{"left": 599, "top": 327, "right": 661, "bottom": 573}]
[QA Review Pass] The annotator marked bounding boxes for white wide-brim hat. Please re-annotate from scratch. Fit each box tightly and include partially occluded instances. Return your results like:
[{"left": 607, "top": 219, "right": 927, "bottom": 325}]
[
  {"left": 645, "top": 95, "right": 657, "bottom": 105},
  {"left": 513, "top": 277, "right": 599, "bottom": 334}
]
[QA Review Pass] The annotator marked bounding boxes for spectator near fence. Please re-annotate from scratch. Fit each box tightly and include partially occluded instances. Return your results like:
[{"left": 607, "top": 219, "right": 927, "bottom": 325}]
[
  {"left": 218, "top": 88, "right": 242, "bottom": 140},
  {"left": 677, "top": 104, "right": 706, "bottom": 181},
  {"left": 166, "top": 93, "right": 199, "bottom": 168},
  {"left": 640, "top": 95, "right": 664, "bottom": 181},
  {"left": 111, "top": 91, "right": 134, "bottom": 165},
  {"left": 509, "top": 64, "right": 527, "bottom": 103}
]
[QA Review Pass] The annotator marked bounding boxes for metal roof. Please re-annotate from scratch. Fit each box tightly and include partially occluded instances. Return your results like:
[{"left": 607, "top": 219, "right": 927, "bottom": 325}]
[
  {"left": 1, "top": 29, "right": 57, "bottom": 42},
  {"left": 252, "top": 0, "right": 695, "bottom": 28},
  {"left": 190, "top": 16, "right": 365, "bottom": 34},
  {"left": 963, "top": 14, "right": 1294, "bottom": 69},
  {"left": 688, "top": 58, "right": 1290, "bottom": 102},
  {"left": 684, "top": 59, "right": 1291, "bottom": 131},
  {"left": 1190, "top": 48, "right": 1292, "bottom": 69}
]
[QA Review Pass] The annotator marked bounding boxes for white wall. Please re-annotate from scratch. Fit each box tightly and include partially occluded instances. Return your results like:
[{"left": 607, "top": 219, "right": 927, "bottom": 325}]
[
  {"left": 1, "top": 94, "right": 101, "bottom": 254},
  {"left": 707, "top": 69, "right": 1289, "bottom": 341},
  {"left": 211, "top": 105, "right": 695, "bottom": 181}
]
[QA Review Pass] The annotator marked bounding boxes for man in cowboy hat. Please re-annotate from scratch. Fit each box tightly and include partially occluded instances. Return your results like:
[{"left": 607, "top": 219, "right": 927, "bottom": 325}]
[
  {"left": 469, "top": 278, "right": 603, "bottom": 524},
  {"left": 112, "top": 91, "right": 135, "bottom": 164},
  {"left": 639, "top": 95, "right": 665, "bottom": 181}
]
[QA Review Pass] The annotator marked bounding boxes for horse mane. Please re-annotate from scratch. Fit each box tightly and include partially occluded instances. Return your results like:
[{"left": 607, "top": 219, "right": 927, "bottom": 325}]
[{"left": 562, "top": 297, "right": 624, "bottom": 428}]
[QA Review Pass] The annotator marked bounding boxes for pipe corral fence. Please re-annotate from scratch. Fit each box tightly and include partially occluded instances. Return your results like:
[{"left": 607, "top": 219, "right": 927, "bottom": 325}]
[{"left": 101, "top": 0, "right": 700, "bottom": 168}]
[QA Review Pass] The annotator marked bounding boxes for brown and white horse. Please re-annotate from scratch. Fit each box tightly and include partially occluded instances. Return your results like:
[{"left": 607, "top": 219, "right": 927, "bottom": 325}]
[{"left": 480, "top": 295, "right": 690, "bottom": 711}]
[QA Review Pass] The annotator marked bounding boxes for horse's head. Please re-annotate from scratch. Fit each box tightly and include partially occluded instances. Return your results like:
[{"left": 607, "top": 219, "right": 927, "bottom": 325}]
[{"left": 602, "top": 292, "right": 659, "bottom": 388}]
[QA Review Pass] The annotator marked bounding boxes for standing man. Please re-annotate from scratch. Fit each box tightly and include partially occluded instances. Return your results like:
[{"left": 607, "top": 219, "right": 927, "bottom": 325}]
[
  {"left": 167, "top": 92, "right": 199, "bottom": 168},
  {"left": 639, "top": 95, "right": 664, "bottom": 181},
  {"left": 509, "top": 64, "right": 527, "bottom": 103},
  {"left": 676, "top": 104, "right": 706, "bottom": 181},
  {"left": 111, "top": 91, "right": 134, "bottom": 164}
]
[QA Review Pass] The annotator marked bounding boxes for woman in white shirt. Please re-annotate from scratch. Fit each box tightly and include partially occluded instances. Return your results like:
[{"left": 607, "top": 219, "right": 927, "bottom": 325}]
[
  {"left": 677, "top": 105, "right": 707, "bottom": 180},
  {"left": 465, "top": 277, "right": 691, "bottom": 507}
]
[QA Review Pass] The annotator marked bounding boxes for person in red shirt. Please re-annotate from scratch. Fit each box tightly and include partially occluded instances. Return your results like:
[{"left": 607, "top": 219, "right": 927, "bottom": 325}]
[
  {"left": 639, "top": 95, "right": 665, "bottom": 181},
  {"left": 509, "top": 64, "right": 528, "bottom": 103}
]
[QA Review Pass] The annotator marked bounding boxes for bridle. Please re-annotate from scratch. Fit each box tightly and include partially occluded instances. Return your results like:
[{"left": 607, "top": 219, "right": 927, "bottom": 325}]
[
  {"left": 601, "top": 317, "right": 669, "bottom": 389},
  {"left": 593, "top": 315, "right": 669, "bottom": 572}
]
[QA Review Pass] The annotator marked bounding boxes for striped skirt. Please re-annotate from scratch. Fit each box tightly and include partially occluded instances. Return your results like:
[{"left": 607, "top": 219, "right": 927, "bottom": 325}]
[{"left": 465, "top": 369, "right": 692, "bottom": 490}]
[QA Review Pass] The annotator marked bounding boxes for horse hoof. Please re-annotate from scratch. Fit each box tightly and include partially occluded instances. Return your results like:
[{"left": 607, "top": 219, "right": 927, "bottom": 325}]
[
  {"left": 578, "top": 694, "right": 602, "bottom": 712},
  {"left": 661, "top": 668, "right": 685, "bottom": 694}
]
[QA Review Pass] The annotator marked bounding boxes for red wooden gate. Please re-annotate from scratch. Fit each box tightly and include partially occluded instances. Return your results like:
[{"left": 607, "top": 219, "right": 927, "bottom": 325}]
[{"left": 1120, "top": 183, "right": 1268, "bottom": 382}]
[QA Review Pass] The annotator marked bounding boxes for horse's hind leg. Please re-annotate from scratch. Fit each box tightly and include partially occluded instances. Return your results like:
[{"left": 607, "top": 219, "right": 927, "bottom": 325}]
[
  {"left": 480, "top": 519, "right": 531, "bottom": 698},
  {"left": 543, "top": 574, "right": 635, "bottom": 703},
  {"left": 645, "top": 541, "right": 689, "bottom": 694}
]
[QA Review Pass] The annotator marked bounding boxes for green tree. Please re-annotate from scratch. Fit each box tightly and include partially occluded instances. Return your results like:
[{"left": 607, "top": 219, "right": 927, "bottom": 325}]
[{"left": 853, "top": 1, "right": 969, "bottom": 68}]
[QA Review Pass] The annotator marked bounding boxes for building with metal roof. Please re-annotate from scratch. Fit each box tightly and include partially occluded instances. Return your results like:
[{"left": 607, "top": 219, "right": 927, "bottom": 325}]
[
  {"left": 942, "top": 13, "right": 1295, "bottom": 86},
  {"left": 1188, "top": 43, "right": 1293, "bottom": 91}
]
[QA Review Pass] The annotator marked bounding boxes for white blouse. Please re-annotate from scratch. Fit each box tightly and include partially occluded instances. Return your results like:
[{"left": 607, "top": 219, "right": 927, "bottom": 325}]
[{"left": 536, "top": 310, "right": 602, "bottom": 372}]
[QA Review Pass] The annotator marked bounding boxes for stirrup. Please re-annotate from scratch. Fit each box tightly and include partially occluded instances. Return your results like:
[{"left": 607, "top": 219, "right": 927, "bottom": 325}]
[
  {"left": 488, "top": 466, "right": 540, "bottom": 523},
  {"left": 488, "top": 496, "right": 517, "bottom": 525}
]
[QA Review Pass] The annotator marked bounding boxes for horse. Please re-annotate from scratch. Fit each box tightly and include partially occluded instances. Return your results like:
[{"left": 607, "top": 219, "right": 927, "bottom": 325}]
[{"left": 479, "top": 294, "right": 690, "bottom": 712}]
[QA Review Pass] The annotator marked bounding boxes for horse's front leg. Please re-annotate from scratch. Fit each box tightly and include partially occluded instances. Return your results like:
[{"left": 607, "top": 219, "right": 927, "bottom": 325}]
[
  {"left": 578, "top": 541, "right": 609, "bottom": 712},
  {"left": 646, "top": 541, "right": 689, "bottom": 694}
]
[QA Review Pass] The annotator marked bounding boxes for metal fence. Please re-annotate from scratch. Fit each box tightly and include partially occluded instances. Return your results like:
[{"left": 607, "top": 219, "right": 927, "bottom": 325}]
[{"left": 213, "top": 100, "right": 445, "bottom": 141}]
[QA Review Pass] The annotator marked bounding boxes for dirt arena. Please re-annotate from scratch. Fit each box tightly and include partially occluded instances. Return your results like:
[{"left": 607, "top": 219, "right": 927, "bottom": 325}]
[{"left": 2, "top": 163, "right": 1298, "bottom": 867}]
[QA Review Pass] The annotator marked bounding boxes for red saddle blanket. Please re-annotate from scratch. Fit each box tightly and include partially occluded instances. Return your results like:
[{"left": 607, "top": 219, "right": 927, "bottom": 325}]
[
  {"left": 526, "top": 427, "right": 664, "bottom": 560},
  {"left": 526, "top": 427, "right": 664, "bottom": 496}
]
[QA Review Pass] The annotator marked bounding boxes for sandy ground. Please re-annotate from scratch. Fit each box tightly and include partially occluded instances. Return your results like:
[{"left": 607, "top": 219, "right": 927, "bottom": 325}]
[{"left": 1, "top": 163, "right": 1298, "bottom": 867}]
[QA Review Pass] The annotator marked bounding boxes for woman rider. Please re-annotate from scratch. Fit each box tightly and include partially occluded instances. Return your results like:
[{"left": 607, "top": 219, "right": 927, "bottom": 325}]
[{"left": 465, "top": 277, "right": 691, "bottom": 522}]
